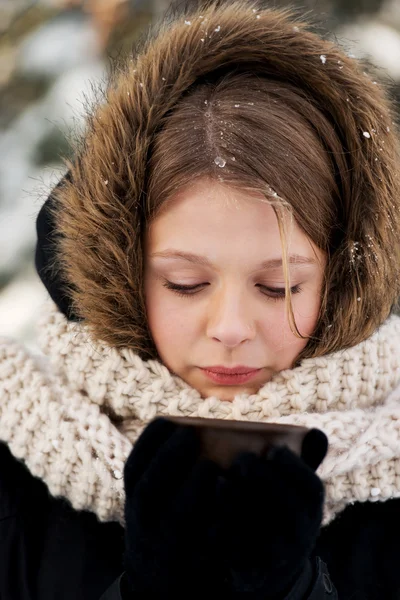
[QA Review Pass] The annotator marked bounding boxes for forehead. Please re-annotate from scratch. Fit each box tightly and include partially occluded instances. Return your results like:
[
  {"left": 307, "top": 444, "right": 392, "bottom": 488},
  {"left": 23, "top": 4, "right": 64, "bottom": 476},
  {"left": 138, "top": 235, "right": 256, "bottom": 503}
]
[{"left": 146, "top": 179, "right": 314, "bottom": 260}]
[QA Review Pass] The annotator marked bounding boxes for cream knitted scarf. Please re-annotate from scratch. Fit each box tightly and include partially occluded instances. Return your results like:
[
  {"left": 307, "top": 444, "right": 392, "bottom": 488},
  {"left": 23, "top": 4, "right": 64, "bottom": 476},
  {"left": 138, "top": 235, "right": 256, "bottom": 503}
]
[{"left": 1, "top": 300, "right": 400, "bottom": 527}]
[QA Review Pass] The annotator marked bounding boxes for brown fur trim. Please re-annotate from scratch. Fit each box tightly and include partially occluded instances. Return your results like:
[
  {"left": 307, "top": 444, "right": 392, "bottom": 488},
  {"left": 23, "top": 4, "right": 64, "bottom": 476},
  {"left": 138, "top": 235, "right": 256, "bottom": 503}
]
[{"left": 50, "top": 0, "right": 400, "bottom": 357}]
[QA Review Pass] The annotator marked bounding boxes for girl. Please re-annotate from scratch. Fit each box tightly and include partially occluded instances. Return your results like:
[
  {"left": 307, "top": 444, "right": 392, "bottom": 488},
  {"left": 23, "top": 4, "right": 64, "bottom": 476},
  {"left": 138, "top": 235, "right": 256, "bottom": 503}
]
[{"left": 2, "top": 0, "right": 400, "bottom": 597}]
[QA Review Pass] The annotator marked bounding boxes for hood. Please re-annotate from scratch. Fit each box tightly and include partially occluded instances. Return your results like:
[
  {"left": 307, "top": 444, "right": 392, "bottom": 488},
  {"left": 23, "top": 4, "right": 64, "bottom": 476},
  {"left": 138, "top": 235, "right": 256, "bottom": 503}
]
[{"left": 35, "top": 0, "right": 399, "bottom": 358}]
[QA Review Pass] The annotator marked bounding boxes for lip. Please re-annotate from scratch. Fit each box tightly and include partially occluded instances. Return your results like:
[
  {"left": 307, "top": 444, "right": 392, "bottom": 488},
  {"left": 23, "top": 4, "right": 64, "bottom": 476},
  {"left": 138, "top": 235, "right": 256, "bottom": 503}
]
[
  {"left": 203, "top": 365, "right": 261, "bottom": 374},
  {"left": 200, "top": 366, "right": 262, "bottom": 385}
]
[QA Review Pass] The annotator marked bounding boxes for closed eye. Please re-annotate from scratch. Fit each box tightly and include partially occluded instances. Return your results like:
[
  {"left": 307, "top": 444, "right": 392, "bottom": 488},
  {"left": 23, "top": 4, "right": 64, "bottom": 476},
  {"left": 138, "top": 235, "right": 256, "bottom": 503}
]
[
  {"left": 258, "top": 284, "right": 302, "bottom": 299},
  {"left": 162, "top": 280, "right": 302, "bottom": 300}
]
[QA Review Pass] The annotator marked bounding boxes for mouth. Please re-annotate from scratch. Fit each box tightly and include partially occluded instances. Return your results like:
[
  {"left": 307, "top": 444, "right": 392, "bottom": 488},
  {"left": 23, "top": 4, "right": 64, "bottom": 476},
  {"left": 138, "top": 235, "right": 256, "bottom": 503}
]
[{"left": 200, "top": 367, "right": 262, "bottom": 385}]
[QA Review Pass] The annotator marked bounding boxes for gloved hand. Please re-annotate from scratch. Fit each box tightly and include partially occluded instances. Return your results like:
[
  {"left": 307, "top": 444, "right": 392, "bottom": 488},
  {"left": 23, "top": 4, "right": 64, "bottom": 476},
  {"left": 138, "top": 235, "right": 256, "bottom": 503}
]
[
  {"left": 123, "top": 417, "right": 327, "bottom": 598},
  {"left": 214, "top": 441, "right": 325, "bottom": 598},
  {"left": 123, "top": 417, "right": 225, "bottom": 596}
]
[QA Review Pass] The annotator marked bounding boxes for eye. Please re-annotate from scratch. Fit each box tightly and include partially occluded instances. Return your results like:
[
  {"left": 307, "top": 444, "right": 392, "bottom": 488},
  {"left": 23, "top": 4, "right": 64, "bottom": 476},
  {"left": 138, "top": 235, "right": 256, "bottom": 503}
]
[
  {"left": 258, "top": 284, "right": 302, "bottom": 300},
  {"left": 162, "top": 280, "right": 302, "bottom": 300},
  {"left": 162, "top": 281, "right": 207, "bottom": 297}
]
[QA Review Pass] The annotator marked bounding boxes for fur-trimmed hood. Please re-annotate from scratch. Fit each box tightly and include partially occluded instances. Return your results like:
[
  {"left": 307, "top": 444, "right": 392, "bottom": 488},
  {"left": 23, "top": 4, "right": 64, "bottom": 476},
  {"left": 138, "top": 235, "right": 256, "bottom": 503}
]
[{"left": 36, "top": 0, "right": 400, "bottom": 357}]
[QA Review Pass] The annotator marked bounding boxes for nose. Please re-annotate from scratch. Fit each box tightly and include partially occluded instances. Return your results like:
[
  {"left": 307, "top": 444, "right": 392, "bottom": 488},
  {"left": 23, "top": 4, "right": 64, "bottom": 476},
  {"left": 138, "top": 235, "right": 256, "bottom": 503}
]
[{"left": 206, "top": 286, "right": 256, "bottom": 348}]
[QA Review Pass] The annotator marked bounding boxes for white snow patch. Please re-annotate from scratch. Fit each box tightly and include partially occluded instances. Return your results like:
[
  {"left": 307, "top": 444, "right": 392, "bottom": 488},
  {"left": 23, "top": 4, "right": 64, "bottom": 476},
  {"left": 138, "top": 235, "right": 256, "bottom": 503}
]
[{"left": 214, "top": 156, "right": 226, "bottom": 168}]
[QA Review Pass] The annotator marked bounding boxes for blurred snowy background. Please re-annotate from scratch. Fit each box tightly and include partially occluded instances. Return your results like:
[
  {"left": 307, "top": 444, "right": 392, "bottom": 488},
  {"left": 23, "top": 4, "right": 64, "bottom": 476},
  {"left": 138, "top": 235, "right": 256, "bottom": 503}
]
[{"left": 1, "top": 0, "right": 400, "bottom": 350}]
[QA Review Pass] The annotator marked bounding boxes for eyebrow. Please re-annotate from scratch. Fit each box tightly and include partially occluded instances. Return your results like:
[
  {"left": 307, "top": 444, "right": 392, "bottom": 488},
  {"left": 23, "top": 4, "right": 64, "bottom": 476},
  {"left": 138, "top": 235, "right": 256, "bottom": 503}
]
[{"left": 150, "top": 249, "right": 316, "bottom": 269}]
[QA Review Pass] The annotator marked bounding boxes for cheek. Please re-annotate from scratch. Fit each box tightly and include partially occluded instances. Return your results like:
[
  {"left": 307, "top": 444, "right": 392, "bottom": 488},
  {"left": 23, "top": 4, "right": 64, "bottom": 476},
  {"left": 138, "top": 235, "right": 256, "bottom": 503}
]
[
  {"left": 293, "top": 284, "right": 322, "bottom": 336},
  {"left": 264, "top": 289, "right": 320, "bottom": 360},
  {"left": 145, "top": 285, "right": 197, "bottom": 348}
]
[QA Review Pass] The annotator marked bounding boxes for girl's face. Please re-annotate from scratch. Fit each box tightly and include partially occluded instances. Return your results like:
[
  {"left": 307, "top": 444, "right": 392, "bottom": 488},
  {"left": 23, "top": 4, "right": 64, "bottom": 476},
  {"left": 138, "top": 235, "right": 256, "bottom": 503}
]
[{"left": 144, "top": 179, "right": 325, "bottom": 401}]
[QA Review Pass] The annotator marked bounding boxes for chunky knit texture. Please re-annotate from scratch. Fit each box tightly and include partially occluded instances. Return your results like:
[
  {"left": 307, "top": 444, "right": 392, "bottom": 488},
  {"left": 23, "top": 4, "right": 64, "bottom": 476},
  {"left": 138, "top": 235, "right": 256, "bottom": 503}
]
[{"left": 1, "top": 301, "right": 400, "bottom": 526}]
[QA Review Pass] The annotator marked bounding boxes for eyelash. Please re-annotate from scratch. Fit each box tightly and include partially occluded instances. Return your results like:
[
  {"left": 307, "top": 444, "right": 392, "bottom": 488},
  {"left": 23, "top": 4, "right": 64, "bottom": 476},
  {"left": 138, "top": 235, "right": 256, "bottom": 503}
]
[{"left": 162, "top": 281, "right": 302, "bottom": 300}]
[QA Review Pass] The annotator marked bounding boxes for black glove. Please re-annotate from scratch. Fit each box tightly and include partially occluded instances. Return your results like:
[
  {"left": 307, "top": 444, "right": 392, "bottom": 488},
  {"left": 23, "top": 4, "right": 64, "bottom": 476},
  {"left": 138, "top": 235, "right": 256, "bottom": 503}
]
[
  {"left": 123, "top": 417, "right": 327, "bottom": 598},
  {"left": 213, "top": 441, "right": 325, "bottom": 598},
  {"left": 123, "top": 417, "right": 226, "bottom": 596}
]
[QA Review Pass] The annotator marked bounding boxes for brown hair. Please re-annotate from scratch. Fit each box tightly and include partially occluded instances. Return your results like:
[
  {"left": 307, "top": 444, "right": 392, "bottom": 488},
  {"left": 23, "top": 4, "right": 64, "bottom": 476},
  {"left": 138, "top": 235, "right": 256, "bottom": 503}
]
[{"left": 51, "top": 0, "right": 400, "bottom": 362}]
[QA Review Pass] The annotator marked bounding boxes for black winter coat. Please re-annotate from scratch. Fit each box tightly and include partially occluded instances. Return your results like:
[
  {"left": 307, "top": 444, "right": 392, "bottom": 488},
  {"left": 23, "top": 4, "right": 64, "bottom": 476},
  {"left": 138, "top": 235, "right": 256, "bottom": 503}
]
[{"left": 1, "top": 439, "right": 399, "bottom": 600}]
